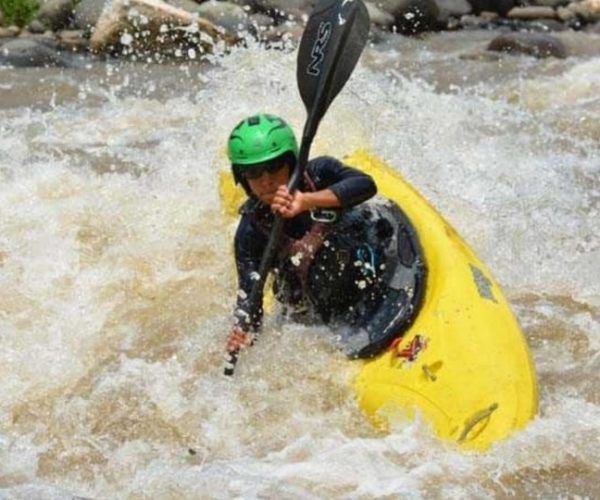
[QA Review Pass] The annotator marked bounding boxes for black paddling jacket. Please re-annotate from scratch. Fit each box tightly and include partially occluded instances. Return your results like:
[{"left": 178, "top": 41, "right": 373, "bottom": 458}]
[{"left": 233, "top": 156, "right": 377, "bottom": 330}]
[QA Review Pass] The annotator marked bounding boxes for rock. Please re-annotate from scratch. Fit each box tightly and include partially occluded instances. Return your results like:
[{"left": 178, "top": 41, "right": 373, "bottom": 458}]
[
  {"left": 435, "top": 0, "right": 472, "bottom": 22},
  {"left": 481, "top": 10, "right": 499, "bottom": 19},
  {"left": 365, "top": 2, "right": 396, "bottom": 28},
  {"left": 0, "top": 26, "right": 21, "bottom": 38},
  {"left": 37, "top": 0, "right": 75, "bottom": 30},
  {"left": 196, "top": 1, "right": 250, "bottom": 33},
  {"left": 529, "top": 0, "right": 569, "bottom": 7},
  {"left": 375, "top": 0, "right": 440, "bottom": 34},
  {"left": 567, "top": 0, "right": 600, "bottom": 22},
  {"left": 72, "top": 0, "right": 108, "bottom": 32},
  {"left": 467, "top": 0, "right": 515, "bottom": 16},
  {"left": 90, "top": 0, "right": 237, "bottom": 58},
  {"left": 28, "top": 19, "right": 47, "bottom": 33},
  {"left": 58, "top": 29, "right": 88, "bottom": 50},
  {"left": 487, "top": 32, "right": 567, "bottom": 58},
  {"left": 166, "top": 0, "right": 204, "bottom": 13},
  {"left": 556, "top": 5, "right": 577, "bottom": 20},
  {"left": 253, "top": 0, "right": 316, "bottom": 20},
  {"left": 507, "top": 6, "right": 557, "bottom": 19},
  {"left": 0, "top": 38, "right": 72, "bottom": 67},
  {"left": 249, "top": 12, "right": 275, "bottom": 29}
]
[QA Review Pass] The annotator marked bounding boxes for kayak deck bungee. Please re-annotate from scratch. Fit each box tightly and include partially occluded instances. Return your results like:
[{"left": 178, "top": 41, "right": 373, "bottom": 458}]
[{"left": 218, "top": 149, "right": 538, "bottom": 450}]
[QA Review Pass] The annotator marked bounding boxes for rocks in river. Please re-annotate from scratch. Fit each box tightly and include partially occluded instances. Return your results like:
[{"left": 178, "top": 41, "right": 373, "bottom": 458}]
[
  {"left": 507, "top": 6, "right": 558, "bottom": 19},
  {"left": 556, "top": 5, "right": 577, "bottom": 20},
  {"left": 57, "top": 29, "right": 88, "bottom": 51},
  {"left": 196, "top": 1, "right": 251, "bottom": 34},
  {"left": 567, "top": 0, "right": 600, "bottom": 21},
  {"left": 467, "top": 0, "right": 516, "bottom": 16},
  {"left": 37, "top": 0, "right": 76, "bottom": 31},
  {"left": 28, "top": 19, "right": 47, "bottom": 34},
  {"left": 167, "top": 0, "right": 205, "bottom": 13},
  {"left": 249, "top": 12, "right": 276, "bottom": 30},
  {"left": 0, "top": 0, "right": 598, "bottom": 64},
  {"left": 251, "top": 0, "right": 316, "bottom": 20},
  {"left": 529, "top": 0, "right": 570, "bottom": 7},
  {"left": 0, "top": 38, "right": 74, "bottom": 67},
  {"left": 0, "top": 26, "right": 22, "bottom": 39},
  {"left": 435, "top": 0, "right": 473, "bottom": 23},
  {"left": 71, "top": 0, "right": 108, "bottom": 33},
  {"left": 90, "top": 0, "right": 237, "bottom": 59},
  {"left": 487, "top": 31, "right": 568, "bottom": 57},
  {"left": 374, "top": 0, "right": 441, "bottom": 34},
  {"left": 365, "top": 2, "right": 396, "bottom": 28}
]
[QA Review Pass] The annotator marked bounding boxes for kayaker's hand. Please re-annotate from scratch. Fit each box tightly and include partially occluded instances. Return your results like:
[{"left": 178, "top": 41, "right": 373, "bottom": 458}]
[
  {"left": 226, "top": 326, "right": 255, "bottom": 353},
  {"left": 271, "top": 186, "right": 306, "bottom": 219}
]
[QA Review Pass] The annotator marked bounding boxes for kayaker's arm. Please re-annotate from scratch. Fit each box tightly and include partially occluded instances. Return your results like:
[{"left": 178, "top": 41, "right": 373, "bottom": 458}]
[
  {"left": 308, "top": 156, "right": 377, "bottom": 207},
  {"left": 233, "top": 216, "right": 266, "bottom": 331}
]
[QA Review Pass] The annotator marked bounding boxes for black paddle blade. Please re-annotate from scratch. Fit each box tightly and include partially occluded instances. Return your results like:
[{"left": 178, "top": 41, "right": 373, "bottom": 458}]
[{"left": 297, "top": 0, "right": 370, "bottom": 129}]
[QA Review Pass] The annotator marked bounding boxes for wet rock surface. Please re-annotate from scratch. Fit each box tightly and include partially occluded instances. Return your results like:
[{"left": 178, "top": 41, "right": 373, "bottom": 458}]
[
  {"left": 487, "top": 30, "right": 568, "bottom": 56},
  {"left": 0, "top": 37, "right": 75, "bottom": 67}
]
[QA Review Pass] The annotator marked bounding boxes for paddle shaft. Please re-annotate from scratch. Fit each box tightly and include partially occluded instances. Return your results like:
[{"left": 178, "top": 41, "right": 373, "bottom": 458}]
[{"left": 223, "top": 131, "right": 313, "bottom": 376}]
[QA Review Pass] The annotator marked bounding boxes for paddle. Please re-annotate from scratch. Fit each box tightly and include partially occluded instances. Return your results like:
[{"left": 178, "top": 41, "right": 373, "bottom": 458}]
[{"left": 224, "top": 0, "right": 370, "bottom": 376}]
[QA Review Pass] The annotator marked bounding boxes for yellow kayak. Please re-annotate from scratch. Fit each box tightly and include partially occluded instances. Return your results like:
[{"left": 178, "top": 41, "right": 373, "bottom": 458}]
[{"left": 219, "top": 149, "right": 538, "bottom": 450}]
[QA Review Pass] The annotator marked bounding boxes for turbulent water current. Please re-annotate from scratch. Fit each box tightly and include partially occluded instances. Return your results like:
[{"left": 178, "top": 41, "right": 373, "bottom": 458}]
[{"left": 0, "top": 30, "right": 599, "bottom": 498}]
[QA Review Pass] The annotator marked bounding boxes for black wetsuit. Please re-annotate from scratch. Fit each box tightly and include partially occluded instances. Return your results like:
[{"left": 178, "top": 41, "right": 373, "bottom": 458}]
[{"left": 233, "top": 156, "right": 377, "bottom": 330}]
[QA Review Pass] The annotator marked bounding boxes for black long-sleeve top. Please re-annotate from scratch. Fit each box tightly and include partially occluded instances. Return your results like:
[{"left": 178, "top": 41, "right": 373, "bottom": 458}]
[{"left": 233, "top": 156, "right": 377, "bottom": 329}]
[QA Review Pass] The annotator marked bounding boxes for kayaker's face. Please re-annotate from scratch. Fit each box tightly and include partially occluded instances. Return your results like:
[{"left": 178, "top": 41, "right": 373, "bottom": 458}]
[{"left": 246, "top": 163, "right": 290, "bottom": 205}]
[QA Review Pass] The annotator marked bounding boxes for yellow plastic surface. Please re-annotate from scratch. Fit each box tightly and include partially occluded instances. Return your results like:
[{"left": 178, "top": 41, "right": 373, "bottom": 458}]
[
  {"left": 219, "top": 150, "right": 539, "bottom": 450},
  {"left": 347, "top": 150, "right": 538, "bottom": 450}
]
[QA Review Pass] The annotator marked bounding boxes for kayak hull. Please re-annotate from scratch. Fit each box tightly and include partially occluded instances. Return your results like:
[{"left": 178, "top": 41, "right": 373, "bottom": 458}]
[{"left": 346, "top": 150, "right": 538, "bottom": 450}]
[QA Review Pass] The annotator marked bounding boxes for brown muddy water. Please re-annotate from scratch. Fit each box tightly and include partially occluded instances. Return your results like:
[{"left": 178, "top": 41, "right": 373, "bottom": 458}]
[{"left": 0, "top": 30, "right": 599, "bottom": 498}]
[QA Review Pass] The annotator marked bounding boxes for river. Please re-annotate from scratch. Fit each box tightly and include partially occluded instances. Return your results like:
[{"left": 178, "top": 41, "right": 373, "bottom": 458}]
[{"left": 0, "top": 29, "right": 599, "bottom": 498}]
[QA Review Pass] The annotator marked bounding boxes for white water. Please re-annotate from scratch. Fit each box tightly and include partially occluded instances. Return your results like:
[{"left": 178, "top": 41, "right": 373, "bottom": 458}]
[{"left": 0, "top": 31, "right": 599, "bottom": 498}]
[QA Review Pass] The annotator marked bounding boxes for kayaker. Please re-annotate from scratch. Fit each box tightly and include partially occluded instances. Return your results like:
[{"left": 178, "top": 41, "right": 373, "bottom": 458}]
[{"left": 225, "top": 113, "right": 384, "bottom": 354}]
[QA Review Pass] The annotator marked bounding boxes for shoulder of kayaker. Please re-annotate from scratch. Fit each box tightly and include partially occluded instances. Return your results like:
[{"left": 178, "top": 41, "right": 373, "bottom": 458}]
[{"left": 306, "top": 156, "right": 377, "bottom": 208}]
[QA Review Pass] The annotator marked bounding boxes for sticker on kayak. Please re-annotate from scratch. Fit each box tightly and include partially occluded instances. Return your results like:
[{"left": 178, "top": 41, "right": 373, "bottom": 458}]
[
  {"left": 469, "top": 264, "right": 498, "bottom": 303},
  {"left": 391, "top": 334, "right": 428, "bottom": 363}
]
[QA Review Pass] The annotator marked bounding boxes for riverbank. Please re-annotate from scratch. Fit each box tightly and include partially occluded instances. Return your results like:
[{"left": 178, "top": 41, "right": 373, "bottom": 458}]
[{"left": 1, "top": 0, "right": 599, "bottom": 69}]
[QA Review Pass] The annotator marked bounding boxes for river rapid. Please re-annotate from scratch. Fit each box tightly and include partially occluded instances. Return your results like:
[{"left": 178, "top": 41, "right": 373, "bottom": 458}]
[{"left": 0, "top": 29, "right": 599, "bottom": 498}]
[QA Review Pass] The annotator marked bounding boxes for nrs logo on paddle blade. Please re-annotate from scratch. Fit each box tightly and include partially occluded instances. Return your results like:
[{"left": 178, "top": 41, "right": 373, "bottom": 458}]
[{"left": 307, "top": 21, "right": 332, "bottom": 76}]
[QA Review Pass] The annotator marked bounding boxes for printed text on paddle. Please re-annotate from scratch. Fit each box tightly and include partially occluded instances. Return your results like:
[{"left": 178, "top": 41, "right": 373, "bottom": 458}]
[{"left": 307, "top": 21, "right": 332, "bottom": 76}]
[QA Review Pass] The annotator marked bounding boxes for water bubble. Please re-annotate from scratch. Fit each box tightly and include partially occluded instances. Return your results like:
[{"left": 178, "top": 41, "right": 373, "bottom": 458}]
[{"left": 120, "top": 32, "right": 134, "bottom": 46}]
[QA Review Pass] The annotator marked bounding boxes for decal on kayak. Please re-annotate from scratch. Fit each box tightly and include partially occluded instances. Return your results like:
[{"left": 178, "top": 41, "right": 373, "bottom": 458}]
[
  {"left": 470, "top": 264, "right": 497, "bottom": 303},
  {"left": 391, "top": 334, "right": 428, "bottom": 363}
]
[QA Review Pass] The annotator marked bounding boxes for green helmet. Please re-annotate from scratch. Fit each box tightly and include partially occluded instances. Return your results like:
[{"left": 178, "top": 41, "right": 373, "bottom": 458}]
[{"left": 228, "top": 113, "right": 298, "bottom": 167}]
